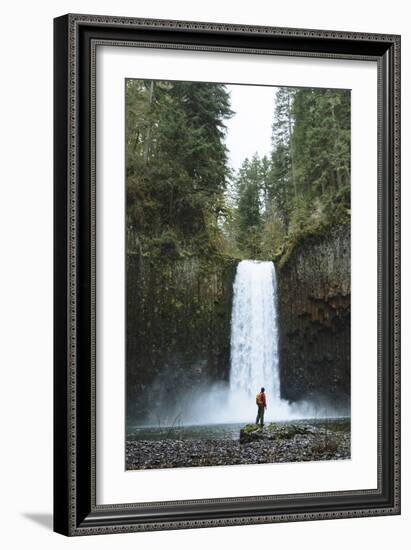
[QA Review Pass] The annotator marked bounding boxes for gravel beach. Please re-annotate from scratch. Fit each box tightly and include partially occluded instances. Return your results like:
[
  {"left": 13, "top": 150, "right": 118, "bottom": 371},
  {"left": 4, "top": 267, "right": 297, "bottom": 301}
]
[{"left": 126, "top": 420, "right": 350, "bottom": 470}]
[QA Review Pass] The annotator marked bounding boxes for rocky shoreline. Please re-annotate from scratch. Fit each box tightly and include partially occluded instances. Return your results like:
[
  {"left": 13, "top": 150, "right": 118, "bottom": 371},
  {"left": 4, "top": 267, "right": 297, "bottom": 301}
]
[{"left": 126, "top": 419, "right": 350, "bottom": 470}]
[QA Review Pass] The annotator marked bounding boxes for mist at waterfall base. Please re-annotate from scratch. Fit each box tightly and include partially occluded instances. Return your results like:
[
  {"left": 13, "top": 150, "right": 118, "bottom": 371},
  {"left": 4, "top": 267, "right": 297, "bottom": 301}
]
[{"left": 135, "top": 259, "right": 348, "bottom": 430}]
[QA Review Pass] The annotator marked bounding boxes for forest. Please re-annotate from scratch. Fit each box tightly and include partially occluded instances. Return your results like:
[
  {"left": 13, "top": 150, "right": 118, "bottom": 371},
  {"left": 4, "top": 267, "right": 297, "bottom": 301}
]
[{"left": 126, "top": 79, "right": 351, "bottom": 265}]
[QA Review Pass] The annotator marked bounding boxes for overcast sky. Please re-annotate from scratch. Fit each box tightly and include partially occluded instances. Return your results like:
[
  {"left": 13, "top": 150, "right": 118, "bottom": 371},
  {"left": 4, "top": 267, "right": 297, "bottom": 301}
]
[{"left": 224, "top": 84, "right": 277, "bottom": 174}]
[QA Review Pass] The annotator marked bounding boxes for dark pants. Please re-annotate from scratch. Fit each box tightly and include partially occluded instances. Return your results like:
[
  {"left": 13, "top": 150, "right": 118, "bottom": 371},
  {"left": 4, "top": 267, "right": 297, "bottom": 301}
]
[{"left": 256, "top": 406, "right": 265, "bottom": 427}]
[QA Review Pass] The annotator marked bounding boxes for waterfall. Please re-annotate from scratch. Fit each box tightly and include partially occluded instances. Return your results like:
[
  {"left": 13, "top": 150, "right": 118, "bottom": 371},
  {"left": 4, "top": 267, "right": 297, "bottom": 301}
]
[
  {"left": 230, "top": 260, "right": 281, "bottom": 402},
  {"left": 179, "top": 259, "right": 333, "bottom": 425}
]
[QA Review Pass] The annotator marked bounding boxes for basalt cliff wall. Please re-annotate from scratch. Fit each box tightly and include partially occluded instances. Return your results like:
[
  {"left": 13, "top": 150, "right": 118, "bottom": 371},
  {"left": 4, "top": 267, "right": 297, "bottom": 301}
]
[
  {"left": 277, "top": 224, "right": 351, "bottom": 408},
  {"left": 126, "top": 253, "right": 236, "bottom": 423}
]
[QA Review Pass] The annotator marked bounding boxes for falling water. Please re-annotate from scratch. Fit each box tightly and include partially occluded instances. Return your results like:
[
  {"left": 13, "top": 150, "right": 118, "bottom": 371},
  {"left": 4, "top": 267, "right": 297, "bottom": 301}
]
[{"left": 230, "top": 260, "right": 281, "bottom": 401}]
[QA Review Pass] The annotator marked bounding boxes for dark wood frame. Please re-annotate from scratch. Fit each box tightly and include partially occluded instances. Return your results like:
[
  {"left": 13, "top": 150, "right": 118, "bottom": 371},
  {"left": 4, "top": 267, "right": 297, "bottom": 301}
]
[{"left": 54, "top": 13, "right": 401, "bottom": 536}]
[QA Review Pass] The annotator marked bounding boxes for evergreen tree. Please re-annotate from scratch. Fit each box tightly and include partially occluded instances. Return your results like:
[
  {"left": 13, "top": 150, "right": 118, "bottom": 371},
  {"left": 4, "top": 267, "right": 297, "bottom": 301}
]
[
  {"left": 234, "top": 155, "right": 264, "bottom": 256},
  {"left": 291, "top": 88, "right": 350, "bottom": 219},
  {"left": 126, "top": 80, "right": 351, "bottom": 263},
  {"left": 267, "top": 87, "right": 296, "bottom": 228},
  {"left": 126, "top": 79, "right": 233, "bottom": 256},
  {"left": 266, "top": 86, "right": 350, "bottom": 249}
]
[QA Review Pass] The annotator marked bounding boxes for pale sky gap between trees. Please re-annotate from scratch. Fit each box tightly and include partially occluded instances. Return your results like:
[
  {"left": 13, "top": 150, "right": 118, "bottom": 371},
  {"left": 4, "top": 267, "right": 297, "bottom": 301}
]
[{"left": 225, "top": 84, "right": 278, "bottom": 173}]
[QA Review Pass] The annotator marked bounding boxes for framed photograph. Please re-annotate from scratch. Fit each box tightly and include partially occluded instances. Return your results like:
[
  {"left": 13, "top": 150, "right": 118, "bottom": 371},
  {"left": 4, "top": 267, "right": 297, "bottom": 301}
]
[{"left": 53, "top": 14, "right": 400, "bottom": 536}]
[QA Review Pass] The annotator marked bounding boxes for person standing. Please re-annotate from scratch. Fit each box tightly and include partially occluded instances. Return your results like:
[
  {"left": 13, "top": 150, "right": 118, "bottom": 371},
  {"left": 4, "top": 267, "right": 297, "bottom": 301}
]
[{"left": 256, "top": 387, "right": 267, "bottom": 427}]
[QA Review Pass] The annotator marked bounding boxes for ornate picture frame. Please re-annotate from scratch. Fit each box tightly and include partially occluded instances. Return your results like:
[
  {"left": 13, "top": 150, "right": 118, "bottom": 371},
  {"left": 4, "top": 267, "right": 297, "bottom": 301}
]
[{"left": 53, "top": 13, "right": 400, "bottom": 536}]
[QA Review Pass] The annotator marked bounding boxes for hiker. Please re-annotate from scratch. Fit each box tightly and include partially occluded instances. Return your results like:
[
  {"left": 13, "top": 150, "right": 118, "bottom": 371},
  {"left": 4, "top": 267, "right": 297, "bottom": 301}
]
[{"left": 256, "top": 387, "right": 267, "bottom": 427}]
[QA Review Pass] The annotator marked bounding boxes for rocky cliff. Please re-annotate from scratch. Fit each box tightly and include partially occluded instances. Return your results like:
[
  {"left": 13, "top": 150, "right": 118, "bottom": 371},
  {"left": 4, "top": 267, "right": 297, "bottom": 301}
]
[
  {"left": 126, "top": 253, "right": 236, "bottom": 423},
  {"left": 277, "top": 224, "right": 350, "bottom": 407}
]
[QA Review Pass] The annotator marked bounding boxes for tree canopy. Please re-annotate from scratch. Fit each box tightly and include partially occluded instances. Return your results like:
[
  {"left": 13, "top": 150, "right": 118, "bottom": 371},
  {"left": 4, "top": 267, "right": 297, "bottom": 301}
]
[{"left": 126, "top": 81, "right": 350, "bottom": 264}]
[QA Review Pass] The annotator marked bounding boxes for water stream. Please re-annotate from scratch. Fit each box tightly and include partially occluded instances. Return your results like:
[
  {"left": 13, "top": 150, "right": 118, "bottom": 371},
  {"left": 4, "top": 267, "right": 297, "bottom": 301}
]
[{"left": 230, "top": 260, "right": 280, "bottom": 400}]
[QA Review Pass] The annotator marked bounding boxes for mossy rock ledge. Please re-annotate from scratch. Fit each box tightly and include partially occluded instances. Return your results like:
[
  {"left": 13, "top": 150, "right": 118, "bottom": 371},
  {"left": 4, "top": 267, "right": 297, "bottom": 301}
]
[{"left": 239, "top": 423, "right": 317, "bottom": 444}]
